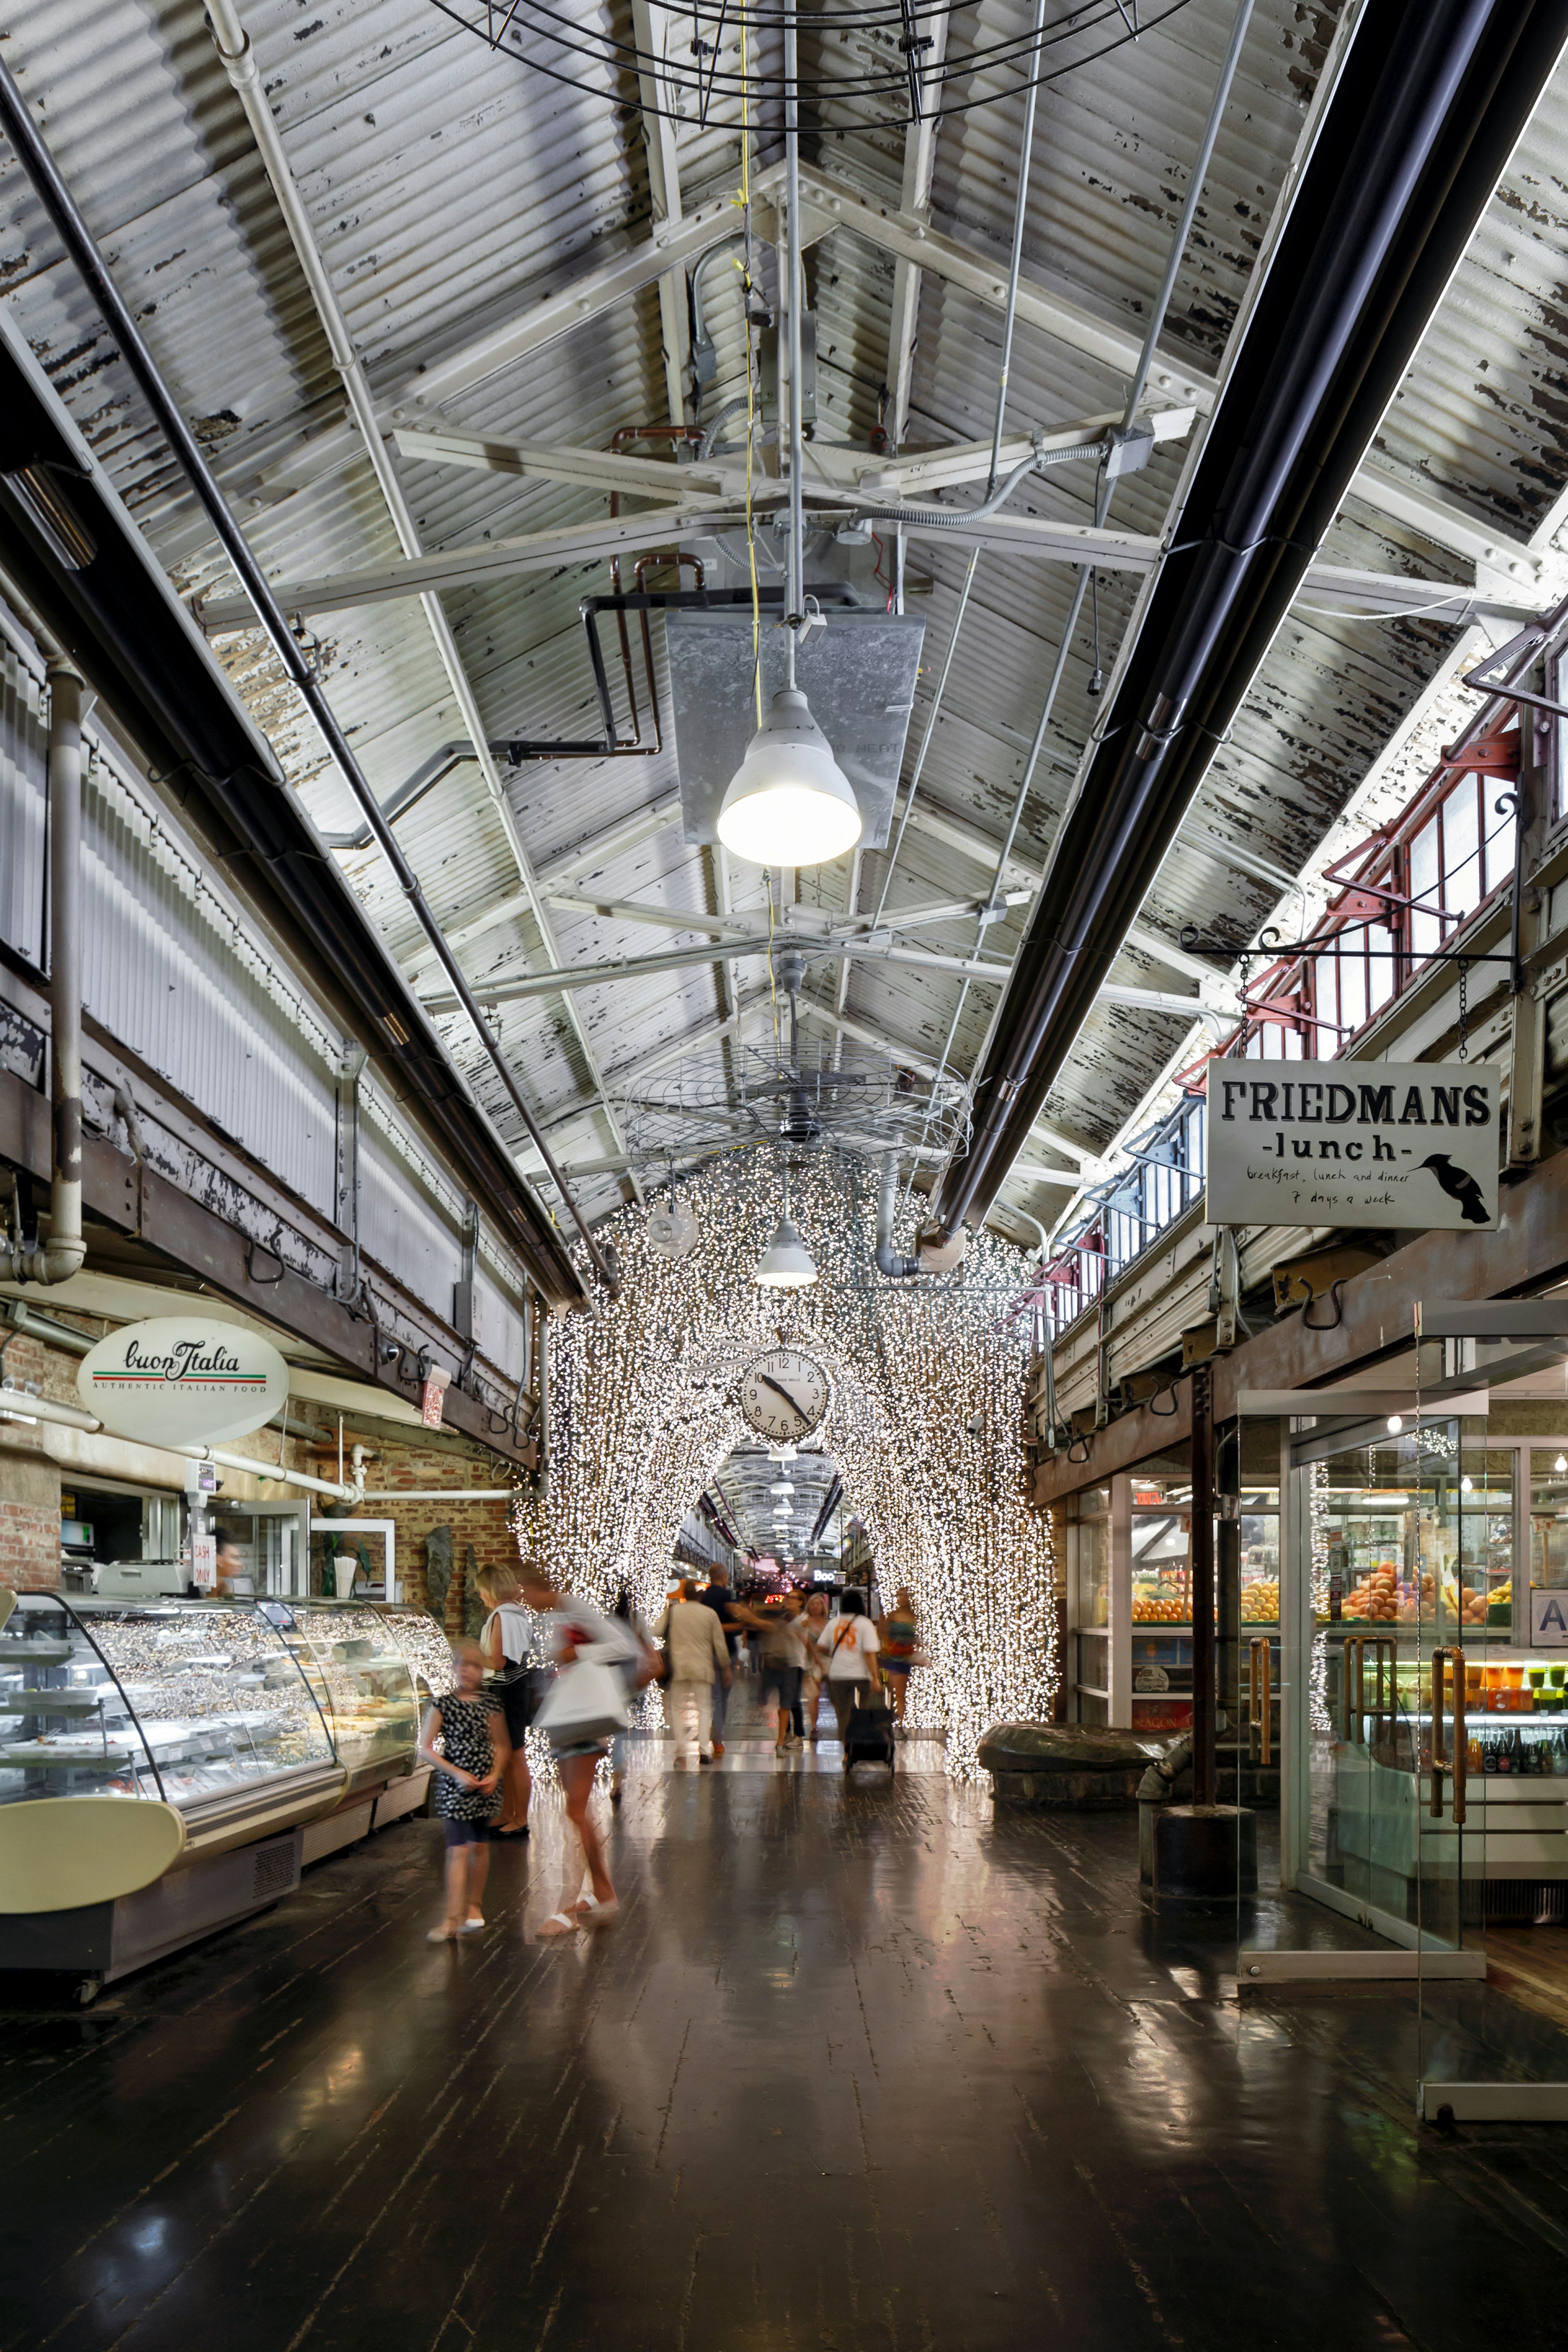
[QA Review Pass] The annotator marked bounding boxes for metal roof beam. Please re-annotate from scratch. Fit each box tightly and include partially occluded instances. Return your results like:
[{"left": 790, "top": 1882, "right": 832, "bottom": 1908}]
[
  {"left": 392, "top": 426, "right": 755, "bottom": 503},
  {"left": 885, "top": 12, "right": 951, "bottom": 450},
  {"left": 404, "top": 793, "right": 684, "bottom": 978},
  {"left": 793, "top": 160, "right": 1216, "bottom": 416},
  {"left": 193, "top": 507, "right": 745, "bottom": 631},
  {"left": 894, "top": 802, "right": 1217, "bottom": 985},
  {"left": 630, "top": 0, "right": 692, "bottom": 429},
  {"left": 195, "top": 501, "right": 1158, "bottom": 628},
  {"left": 418, "top": 934, "right": 1017, "bottom": 1006}
]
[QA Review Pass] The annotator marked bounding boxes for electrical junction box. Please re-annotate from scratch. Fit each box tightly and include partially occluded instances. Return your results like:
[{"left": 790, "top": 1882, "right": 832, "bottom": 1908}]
[{"left": 667, "top": 607, "right": 925, "bottom": 851}]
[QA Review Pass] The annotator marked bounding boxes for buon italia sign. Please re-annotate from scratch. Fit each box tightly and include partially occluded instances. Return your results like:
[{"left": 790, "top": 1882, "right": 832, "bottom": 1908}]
[
  {"left": 78, "top": 1317, "right": 290, "bottom": 1446},
  {"left": 1205, "top": 1059, "right": 1499, "bottom": 1231}
]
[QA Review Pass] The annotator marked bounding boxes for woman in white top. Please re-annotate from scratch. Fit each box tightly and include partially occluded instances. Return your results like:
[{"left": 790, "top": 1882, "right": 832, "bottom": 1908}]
[
  {"left": 477, "top": 1564, "right": 538, "bottom": 1835},
  {"left": 815, "top": 1588, "right": 882, "bottom": 1743}
]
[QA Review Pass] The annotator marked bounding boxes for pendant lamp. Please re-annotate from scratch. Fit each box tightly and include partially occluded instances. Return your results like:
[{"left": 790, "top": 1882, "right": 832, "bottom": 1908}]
[
  {"left": 753, "top": 1213, "right": 817, "bottom": 1289},
  {"left": 717, "top": 688, "right": 861, "bottom": 869}
]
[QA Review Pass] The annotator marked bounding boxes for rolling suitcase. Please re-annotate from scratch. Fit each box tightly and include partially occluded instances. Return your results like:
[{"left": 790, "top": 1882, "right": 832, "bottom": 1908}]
[{"left": 843, "top": 1686, "right": 895, "bottom": 1773}]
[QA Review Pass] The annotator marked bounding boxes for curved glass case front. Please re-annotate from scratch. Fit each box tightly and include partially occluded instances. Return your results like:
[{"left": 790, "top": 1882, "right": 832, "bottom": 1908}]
[
  {"left": 278, "top": 1601, "right": 423, "bottom": 1782},
  {"left": 0, "top": 1592, "right": 334, "bottom": 1807},
  {"left": 378, "top": 1607, "right": 457, "bottom": 1708}
]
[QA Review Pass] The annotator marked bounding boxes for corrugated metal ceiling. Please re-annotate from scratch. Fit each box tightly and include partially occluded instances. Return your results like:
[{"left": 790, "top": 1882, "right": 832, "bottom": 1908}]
[{"left": 4, "top": 0, "right": 1568, "bottom": 1253}]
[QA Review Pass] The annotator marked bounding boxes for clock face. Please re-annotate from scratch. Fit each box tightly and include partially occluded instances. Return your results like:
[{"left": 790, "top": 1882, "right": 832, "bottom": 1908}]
[{"left": 739, "top": 1347, "right": 829, "bottom": 1442}]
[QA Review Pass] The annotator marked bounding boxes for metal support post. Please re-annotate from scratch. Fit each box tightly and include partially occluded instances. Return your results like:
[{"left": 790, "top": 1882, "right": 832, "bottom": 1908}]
[
  {"left": 1191, "top": 1361, "right": 1216, "bottom": 1807},
  {"left": 1216, "top": 1417, "right": 1241, "bottom": 1795}
]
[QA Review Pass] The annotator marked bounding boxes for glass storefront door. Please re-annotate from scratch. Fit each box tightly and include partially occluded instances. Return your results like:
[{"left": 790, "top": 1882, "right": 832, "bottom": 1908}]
[{"left": 1241, "top": 1390, "right": 1568, "bottom": 2118}]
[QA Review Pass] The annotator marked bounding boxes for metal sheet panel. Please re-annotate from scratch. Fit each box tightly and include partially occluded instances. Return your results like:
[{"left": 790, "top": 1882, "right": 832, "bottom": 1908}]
[
  {"left": 667, "top": 609, "right": 924, "bottom": 847},
  {"left": 0, "top": 645, "right": 48, "bottom": 967}
]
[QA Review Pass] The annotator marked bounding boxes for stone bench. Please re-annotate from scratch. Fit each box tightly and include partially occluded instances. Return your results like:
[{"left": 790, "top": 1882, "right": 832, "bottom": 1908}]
[{"left": 978, "top": 1722, "right": 1180, "bottom": 1810}]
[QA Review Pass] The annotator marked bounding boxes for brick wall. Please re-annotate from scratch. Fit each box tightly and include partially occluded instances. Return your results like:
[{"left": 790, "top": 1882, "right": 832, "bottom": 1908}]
[
  {"left": 330, "top": 1442, "right": 523, "bottom": 1633},
  {"left": 0, "top": 1428, "right": 62, "bottom": 1590}
]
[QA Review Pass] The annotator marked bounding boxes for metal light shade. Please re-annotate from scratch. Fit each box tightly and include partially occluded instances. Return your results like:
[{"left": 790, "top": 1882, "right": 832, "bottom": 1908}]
[
  {"left": 716, "top": 688, "right": 861, "bottom": 867},
  {"left": 754, "top": 1214, "right": 818, "bottom": 1288}
]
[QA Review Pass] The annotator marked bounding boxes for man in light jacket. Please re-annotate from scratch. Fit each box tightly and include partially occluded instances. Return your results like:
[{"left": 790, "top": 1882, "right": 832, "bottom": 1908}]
[{"left": 655, "top": 1580, "right": 732, "bottom": 1766}]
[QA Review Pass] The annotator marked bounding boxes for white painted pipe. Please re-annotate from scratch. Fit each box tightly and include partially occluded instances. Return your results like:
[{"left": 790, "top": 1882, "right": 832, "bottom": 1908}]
[
  {"left": 356, "top": 1490, "right": 519, "bottom": 1502},
  {"left": 0, "top": 1390, "right": 362, "bottom": 1501},
  {"left": 174, "top": 1444, "right": 359, "bottom": 1501}
]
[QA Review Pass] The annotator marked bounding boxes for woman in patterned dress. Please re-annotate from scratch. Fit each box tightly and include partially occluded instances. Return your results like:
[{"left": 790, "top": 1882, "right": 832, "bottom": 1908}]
[{"left": 417, "top": 1638, "right": 508, "bottom": 1941}]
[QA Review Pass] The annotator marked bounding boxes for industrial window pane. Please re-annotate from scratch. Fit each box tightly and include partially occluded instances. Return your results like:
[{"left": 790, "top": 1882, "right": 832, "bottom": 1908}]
[
  {"left": 1443, "top": 779, "right": 1480, "bottom": 916},
  {"left": 1338, "top": 942, "right": 1367, "bottom": 1035},
  {"left": 1369, "top": 923, "right": 1396, "bottom": 1009},
  {"left": 1408, "top": 816, "right": 1441, "bottom": 961}
]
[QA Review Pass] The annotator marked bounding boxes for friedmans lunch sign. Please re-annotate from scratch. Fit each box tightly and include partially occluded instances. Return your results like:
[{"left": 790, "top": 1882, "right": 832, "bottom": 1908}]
[
  {"left": 78, "top": 1317, "right": 289, "bottom": 1446},
  {"left": 1205, "top": 1059, "right": 1499, "bottom": 1231}
]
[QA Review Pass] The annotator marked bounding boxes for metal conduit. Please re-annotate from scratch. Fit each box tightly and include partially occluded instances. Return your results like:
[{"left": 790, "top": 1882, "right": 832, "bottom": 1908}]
[
  {"left": 0, "top": 55, "right": 619, "bottom": 1300},
  {"left": 931, "top": 0, "right": 1568, "bottom": 1243}
]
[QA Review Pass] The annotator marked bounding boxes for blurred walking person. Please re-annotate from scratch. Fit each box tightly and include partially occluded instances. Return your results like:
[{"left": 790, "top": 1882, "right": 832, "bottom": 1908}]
[
  {"left": 477, "top": 1564, "right": 543, "bottom": 1835},
  {"left": 519, "top": 1564, "right": 634, "bottom": 1938},
  {"left": 608, "top": 1585, "right": 657, "bottom": 1802},
  {"left": 878, "top": 1585, "right": 923, "bottom": 1727},
  {"left": 758, "top": 1595, "right": 808, "bottom": 1753},
  {"left": 815, "top": 1589, "right": 882, "bottom": 1743},
  {"left": 656, "top": 1579, "right": 731, "bottom": 1765},
  {"left": 799, "top": 1589, "right": 831, "bottom": 1741},
  {"left": 417, "top": 1638, "right": 508, "bottom": 1941}
]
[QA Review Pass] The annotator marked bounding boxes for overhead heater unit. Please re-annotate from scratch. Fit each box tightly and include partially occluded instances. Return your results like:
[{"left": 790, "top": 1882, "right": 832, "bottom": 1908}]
[{"left": 667, "top": 608, "right": 925, "bottom": 851}]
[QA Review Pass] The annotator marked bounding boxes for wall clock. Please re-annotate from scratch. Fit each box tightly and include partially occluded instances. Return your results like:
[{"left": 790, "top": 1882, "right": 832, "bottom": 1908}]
[{"left": 739, "top": 1346, "right": 830, "bottom": 1442}]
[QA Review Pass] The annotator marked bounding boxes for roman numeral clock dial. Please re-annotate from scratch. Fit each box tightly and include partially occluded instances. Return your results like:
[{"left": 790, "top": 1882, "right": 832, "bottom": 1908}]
[{"left": 739, "top": 1347, "right": 829, "bottom": 1442}]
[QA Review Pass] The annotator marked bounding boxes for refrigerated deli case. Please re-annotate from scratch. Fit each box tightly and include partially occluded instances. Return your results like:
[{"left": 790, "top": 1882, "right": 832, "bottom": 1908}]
[{"left": 0, "top": 1591, "right": 445, "bottom": 1990}]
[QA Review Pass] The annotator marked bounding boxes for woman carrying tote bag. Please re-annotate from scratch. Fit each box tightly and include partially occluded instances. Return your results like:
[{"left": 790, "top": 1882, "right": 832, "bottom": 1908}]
[{"left": 519, "top": 1562, "right": 636, "bottom": 1939}]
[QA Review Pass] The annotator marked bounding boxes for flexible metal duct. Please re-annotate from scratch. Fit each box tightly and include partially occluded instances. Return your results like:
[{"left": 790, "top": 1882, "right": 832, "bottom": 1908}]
[{"left": 931, "top": 0, "right": 1568, "bottom": 1241}]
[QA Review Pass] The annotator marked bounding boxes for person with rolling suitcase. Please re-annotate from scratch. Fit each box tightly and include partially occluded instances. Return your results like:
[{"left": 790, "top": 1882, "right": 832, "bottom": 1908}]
[{"left": 815, "top": 1591, "right": 892, "bottom": 1772}]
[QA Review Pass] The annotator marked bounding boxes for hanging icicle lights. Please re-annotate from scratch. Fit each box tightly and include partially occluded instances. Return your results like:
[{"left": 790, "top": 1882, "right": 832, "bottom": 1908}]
[{"left": 512, "top": 1150, "right": 1054, "bottom": 1777}]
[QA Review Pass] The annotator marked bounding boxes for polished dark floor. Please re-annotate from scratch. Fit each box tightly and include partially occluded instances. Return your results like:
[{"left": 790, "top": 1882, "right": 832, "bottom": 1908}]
[{"left": 6, "top": 1716, "right": 1568, "bottom": 2351}]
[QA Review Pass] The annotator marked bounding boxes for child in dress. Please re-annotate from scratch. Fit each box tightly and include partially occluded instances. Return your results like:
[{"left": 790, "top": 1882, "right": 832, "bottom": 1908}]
[{"left": 416, "top": 1638, "right": 508, "bottom": 1941}]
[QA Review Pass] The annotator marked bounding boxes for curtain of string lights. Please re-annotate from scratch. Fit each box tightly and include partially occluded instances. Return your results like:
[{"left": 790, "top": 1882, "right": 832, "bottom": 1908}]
[
  {"left": 427, "top": 0, "right": 1200, "bottom": 131},
  {"left": 512, "top": 1148, "right": 1055, "bottom": 1776}
]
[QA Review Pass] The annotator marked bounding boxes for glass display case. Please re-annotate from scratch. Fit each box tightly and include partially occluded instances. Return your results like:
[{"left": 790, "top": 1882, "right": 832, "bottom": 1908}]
[
  {"left": 0, "top": 1590, "right": 335, "bottom": 1815},
  {"left": 278, "top": 1600, "right": 423, "bottom": 1786}
]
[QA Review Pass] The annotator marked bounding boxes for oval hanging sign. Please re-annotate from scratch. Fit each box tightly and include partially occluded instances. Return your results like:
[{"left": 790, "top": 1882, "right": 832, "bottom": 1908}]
[{"left": 78, "top": 1318, "right": 289, "bottom": 1446}]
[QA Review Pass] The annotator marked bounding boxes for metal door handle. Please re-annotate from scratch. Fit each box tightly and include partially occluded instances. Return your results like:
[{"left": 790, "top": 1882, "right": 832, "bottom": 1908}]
[
  {"left": 1451, "top": 1651, "right": 1466, "bottom": 1829},
  {"left": 1249, "top": 1636, "right": 1272, "bottom": 1765},
  {"left": 1430, "top": 1647, "right": 1447, "bottom": 1818}
]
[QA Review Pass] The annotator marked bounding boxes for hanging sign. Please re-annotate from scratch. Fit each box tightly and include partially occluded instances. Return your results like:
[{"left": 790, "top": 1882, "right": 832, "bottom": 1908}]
[
  {"left": 1205, "top": 1060, "right": 1499, "bottom": 1231},
  {"left": 421, "top": 1367, "right": 452, "bottom": 1429},
  {"left": 190, "top": 1533, "right": 217, "bottom": 1592},
  {"left": 1531, "top": 1588, "right": 1568, "bottom": 1647},
  {"left": 78, "top": 1317, "right": 289, "bottom": 1446}
]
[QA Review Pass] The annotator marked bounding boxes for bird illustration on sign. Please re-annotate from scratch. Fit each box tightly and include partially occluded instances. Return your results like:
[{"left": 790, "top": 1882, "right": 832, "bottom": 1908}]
[{"left": 1417, "top": 1154, "right": 1489, "bottom": 1224}]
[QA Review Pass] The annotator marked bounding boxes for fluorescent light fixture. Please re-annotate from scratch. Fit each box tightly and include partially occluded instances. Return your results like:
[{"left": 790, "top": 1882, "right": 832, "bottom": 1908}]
[
  {"left": 716, "top": 688, "right": 861, "bottom": 868},
  {"left": 754, "top": 1214, "right": 817, "bottom": 1289}
]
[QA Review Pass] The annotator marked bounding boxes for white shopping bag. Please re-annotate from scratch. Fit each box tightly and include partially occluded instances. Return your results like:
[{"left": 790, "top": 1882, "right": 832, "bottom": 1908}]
[{"left": 534, "top": 1655, "right": 629, "bottom": 1745}]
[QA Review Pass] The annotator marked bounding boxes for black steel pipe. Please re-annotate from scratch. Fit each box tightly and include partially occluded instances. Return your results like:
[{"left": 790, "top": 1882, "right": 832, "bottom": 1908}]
[
  {"left": 0, "top": 56, "right": 618, "bottom": 1299},
  {"left": 932, "top": 0, "right": 1568, "bottom": 1240}
]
